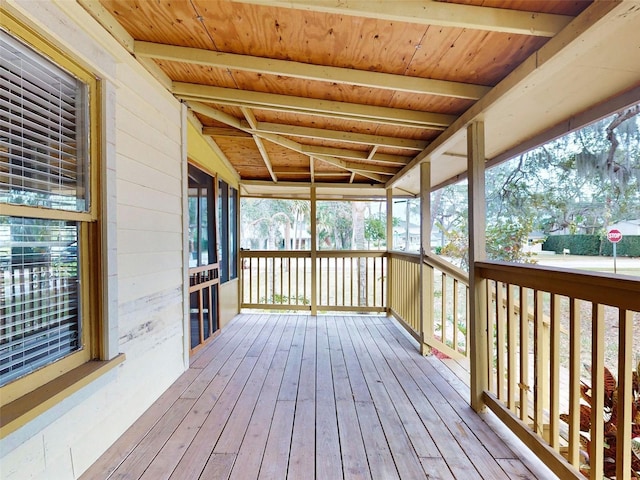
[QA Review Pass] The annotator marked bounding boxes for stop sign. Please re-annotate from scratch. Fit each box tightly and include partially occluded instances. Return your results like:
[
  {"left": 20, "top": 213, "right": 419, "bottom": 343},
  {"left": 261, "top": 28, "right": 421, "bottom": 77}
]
[{"left": 607, "top": 229, "right": 623, "bottom": 243}]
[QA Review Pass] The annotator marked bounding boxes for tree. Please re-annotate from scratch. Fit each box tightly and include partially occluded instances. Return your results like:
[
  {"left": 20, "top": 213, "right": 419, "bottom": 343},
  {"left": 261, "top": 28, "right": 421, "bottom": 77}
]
[
  {"left": 433, "top": 105, "right": 640, "bottom": 268},
  {"left": 364, "top": 215, "right": 385, "bottom": 248},
  {"left": 352, "top": 202, "right": 367, "bottom": 306}
]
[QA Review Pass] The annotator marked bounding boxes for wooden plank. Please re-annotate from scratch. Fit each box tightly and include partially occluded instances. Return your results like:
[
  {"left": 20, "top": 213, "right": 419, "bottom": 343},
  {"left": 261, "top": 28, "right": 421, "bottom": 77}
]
[
  {"left": 168, "top": 321, "right": 276, "bottom": 480},
  {"left": 327, "top": 317, "right": 371, "bottom": 479},
  {"left": 277, "top": 316, "right": 307, "bottom": 400},
  {"left": 110, "top": 398, "right": 197, "bottom": 479},
  {"left": 354, "top": 400, "right": 400, "bottom": 480},
  {"left": 345, "top": 317, "right": 430, "bottom": 479},
  {"left": 78, "top": 367, "right": 201, "bottom": 479},
  {"left": 200, "top": 453, "right": 236, "bottom": 479},
  {"left": 418, "top": 457, "right": 455, "bottom": 480},
  {"left": 495, "top": 458, "right": 536, "bottom": 479},
  {"left": 381, "top": 321, "right": 516, "bottom": 461},
  {"left": 212, "top": 316, "right": 287, "bottom": 454},
  {"left": 258, "top": 400, "right": 296, "bottom": 480},
  {"left": 315, "top": 318, "right": 342, "bottom": 479},
  {"left": 228, "top": 349, "right": 289, "bottom": 479},
  {"left": 371, "top": 323, "right": 504, "bottom": 479},
  {"left": 182, "top": 315, "right": 269, "bottom": 399},
  {"left": 288, "top": 319, "right": 317, "bottom": 478}
]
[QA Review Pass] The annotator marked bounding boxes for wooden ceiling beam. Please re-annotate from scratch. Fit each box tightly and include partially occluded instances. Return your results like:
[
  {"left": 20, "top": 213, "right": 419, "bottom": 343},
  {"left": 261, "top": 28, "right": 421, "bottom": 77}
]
[
  {"left": 230, "top": 0, "right": 573, "bottom": 37},
  {"left": 313, "top": 156, "right": 389, "bottom": 183},
  {"left": 313, "top": 156, "right": 398, "bottom": 176},
  {"left": 173, "top": 82, "right": 455, "bottom": 129},
  {"left": 253, "top": 122, "right": 428, "bottom": 151},
  {"left": 257, "top": 132, "right": 409, "bottom": 166},
  {"left": 135, "top": 41, "right": 489, "bottom": 100},
  {"left": 202, "top": 127, "right": 253, "bottom": 138}
]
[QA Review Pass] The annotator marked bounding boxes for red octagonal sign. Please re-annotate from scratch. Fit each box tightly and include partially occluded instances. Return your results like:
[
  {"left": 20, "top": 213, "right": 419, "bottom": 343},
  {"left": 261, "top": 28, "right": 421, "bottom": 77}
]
[{"left": 607, "top": 229, "right": 623, "bottom": 243}]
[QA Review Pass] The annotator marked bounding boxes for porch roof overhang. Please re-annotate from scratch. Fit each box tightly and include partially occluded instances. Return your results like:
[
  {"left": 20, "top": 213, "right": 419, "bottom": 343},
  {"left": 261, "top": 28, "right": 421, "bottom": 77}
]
[{"left": 81, "top": 0, "right": 640, "bottom": 199}]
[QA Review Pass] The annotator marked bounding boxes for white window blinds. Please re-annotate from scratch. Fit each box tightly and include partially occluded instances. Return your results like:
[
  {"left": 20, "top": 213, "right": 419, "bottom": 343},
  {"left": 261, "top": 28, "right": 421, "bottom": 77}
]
[
  {"left": 1, "top": 30, "right": 89, "bottom": 386},
  {"left": 1, "top": 30, "right": 89, "bottom": 212}
]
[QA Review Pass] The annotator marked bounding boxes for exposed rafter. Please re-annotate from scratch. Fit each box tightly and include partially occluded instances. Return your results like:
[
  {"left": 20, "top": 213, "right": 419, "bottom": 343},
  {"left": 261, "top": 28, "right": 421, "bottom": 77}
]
[
  {"left": 135, "top": 41, "right": 490, "bottom": 100},
  {"left": 249, "top": 123, "right": 428, "bottom": 152},
  {"left": 187, "top": 101, "right": 401, "bottom": 184},
  {"left": 242, "top": 107, "right": 278, "bottom": 182},
  {"left": 229, "top": 0, "right": 573, "bottom": 37},
  {"left": 201, "top": 127, "right": 252, "bottom": 138},
  {"left": 173, "top": 82, "right": 456, "bottom": 130}
]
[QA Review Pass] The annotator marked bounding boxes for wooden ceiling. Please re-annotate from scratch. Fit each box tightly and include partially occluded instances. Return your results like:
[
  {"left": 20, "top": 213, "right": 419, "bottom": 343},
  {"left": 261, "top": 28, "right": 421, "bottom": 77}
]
[{"left": 80, "top": 0, "right": 640, "bottom": 198}]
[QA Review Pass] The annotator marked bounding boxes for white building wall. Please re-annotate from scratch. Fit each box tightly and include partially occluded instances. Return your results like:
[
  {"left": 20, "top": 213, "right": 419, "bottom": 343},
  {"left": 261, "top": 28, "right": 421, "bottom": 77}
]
[{"left": 1, "top": 2, "right": 187, "bottom": 478}]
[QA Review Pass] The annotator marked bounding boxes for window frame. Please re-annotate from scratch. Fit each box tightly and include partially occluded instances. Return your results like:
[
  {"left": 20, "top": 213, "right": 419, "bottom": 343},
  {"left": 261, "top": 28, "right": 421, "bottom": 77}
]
[{"left": 0, "top": 16, "right": 102, "bottom": 407}]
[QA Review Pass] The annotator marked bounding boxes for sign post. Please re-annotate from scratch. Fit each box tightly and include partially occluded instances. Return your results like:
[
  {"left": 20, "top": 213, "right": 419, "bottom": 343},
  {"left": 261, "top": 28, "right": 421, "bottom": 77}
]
[{"left": 607, "top": 229, "right": 623, "bottom": 274}]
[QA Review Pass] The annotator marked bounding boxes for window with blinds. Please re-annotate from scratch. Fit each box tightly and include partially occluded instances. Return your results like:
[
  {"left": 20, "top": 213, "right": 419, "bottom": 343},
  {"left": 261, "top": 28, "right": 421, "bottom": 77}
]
[
  {"left": 1, "top": 29, "right": 91, "bottom": 387},
  {"left": 1, "top": 30, "right": 89, "bottom": 211}
]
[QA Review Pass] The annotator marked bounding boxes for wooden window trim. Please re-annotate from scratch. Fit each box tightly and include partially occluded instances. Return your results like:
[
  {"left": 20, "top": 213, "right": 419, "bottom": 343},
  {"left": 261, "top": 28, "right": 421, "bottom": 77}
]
[{"left": 0, "top": 11, "right": 115, "bottom": 429}]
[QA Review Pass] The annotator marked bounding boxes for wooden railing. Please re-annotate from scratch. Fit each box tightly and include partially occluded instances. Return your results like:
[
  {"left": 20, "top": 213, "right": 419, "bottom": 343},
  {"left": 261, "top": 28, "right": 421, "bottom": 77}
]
[
  {"left": 387, "top": 252, "right": 422, "bottom": 340},
  {"left": 424, "top": 254, "right": 470, "bottom": 360},
  {"left": 240, "top": 250, "right": 385, "bottom": 312},
  {"left": 241, "top": 251, "right": 311, "bottom": 310},
  {"left": 316, "top": 251, "right": 386, "bottom": 312},
  {"left": 477, "top": 262, "right": 640, "bottom": 480}
]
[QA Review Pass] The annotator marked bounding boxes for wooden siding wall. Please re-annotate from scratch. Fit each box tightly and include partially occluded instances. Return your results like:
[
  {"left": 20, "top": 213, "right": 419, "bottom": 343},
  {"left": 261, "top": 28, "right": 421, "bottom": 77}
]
[{"left": 0, "top": 1, "right": 186, "bottom": 479}]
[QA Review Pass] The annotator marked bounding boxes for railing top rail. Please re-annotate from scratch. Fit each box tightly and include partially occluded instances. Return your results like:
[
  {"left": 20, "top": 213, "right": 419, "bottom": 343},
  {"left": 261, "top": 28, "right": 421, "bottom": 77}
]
[
  {"left": 317, "top": 250, "right": 386, "bottom": 258},
  {"left": 240, "top": 250, "right": 386, "bottom": 258},
  {"left": 240, "top": 250, "right": 311, "bottom": 258},
  {"left": 387, "top": 251, "right": 421, "bottom": 262},
  {"left": 424, "top": 253, "right": 469, "bottom": 285},
  {"left": 477, "top": 260, "right": 640, "bottom": 311}
]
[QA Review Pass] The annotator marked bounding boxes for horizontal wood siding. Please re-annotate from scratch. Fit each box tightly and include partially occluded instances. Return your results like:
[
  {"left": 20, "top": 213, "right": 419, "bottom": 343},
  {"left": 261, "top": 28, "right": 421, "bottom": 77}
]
[{"left": 0, "top": 2, "right": 186, "bottom": 479}]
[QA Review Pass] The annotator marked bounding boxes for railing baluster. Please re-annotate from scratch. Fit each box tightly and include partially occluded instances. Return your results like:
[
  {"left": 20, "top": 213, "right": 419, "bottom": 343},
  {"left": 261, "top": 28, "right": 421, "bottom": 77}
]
[
  {"left": 342, "top": 257, "right": 346, "bottom": 306},
  {"left": 520, "top": 286, "right": 529, "bottom": 422},
  {"left": 453, "top": 278, "right": 459, "bottom": 355},
  {"left": 333, "top": 258, "right": 339, "bottom": 305},
  {"left": 507, "top": 283, "right": 517, "bottom": 412},
  {"left": 496, "top": 281, "right": 506, "bottom": 401},
  {"left": 568, "top": 297, "right": 581, "bottom": 468},
  {"left": 549, "top": 293, "right": 561, "bottom": 451},
  {"left": 487, "top": 280, "right": 496, "bottom": 393},
  {"left": 616, "top": 309, "right": 633, "bottom": 480},
  {"left": 534, "top": 289, "right": 545, "bottom": 437},
  {"left": 590, "top": 303, "right": 605, "bottom": 480}
]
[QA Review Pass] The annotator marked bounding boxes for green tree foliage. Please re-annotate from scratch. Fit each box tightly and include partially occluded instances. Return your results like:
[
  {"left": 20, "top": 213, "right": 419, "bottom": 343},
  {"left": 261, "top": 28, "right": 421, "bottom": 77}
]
[
  {"left": 364, "top": 215, "right": 385, "bottom": 248},
  {"left": 433, "top": 105, "right": 640, "bottom": 268}
]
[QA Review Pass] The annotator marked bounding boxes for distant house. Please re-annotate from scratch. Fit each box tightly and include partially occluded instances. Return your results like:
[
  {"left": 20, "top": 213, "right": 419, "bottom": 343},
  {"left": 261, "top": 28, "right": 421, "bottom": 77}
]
[
  {"left": 609, "top": 219, "right": 640, "bottom": 235},
  {"left": 524, "top": 230, "right": 547, "bottom": 253}
]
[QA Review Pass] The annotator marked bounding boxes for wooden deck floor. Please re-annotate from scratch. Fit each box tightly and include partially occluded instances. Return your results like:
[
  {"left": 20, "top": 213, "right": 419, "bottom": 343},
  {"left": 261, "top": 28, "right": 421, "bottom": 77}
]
[{"left": 81, "top": 314, "right": 557, "bottom": 479}]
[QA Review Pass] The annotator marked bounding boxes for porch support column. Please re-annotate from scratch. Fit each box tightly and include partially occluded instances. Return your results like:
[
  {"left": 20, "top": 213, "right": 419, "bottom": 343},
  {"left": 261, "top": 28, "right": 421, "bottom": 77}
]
[
  {"left": 468, "top": 121, "right": 489, "bottom": 412},
  {"left": 419, "top": 161, "right": 432, "bottom": 355},
  {"left": 386, "top": 188, "right": 393, "bottom": 316},
  {"left": 310, "top": 186, "right": 317, "bottom": 315}
]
